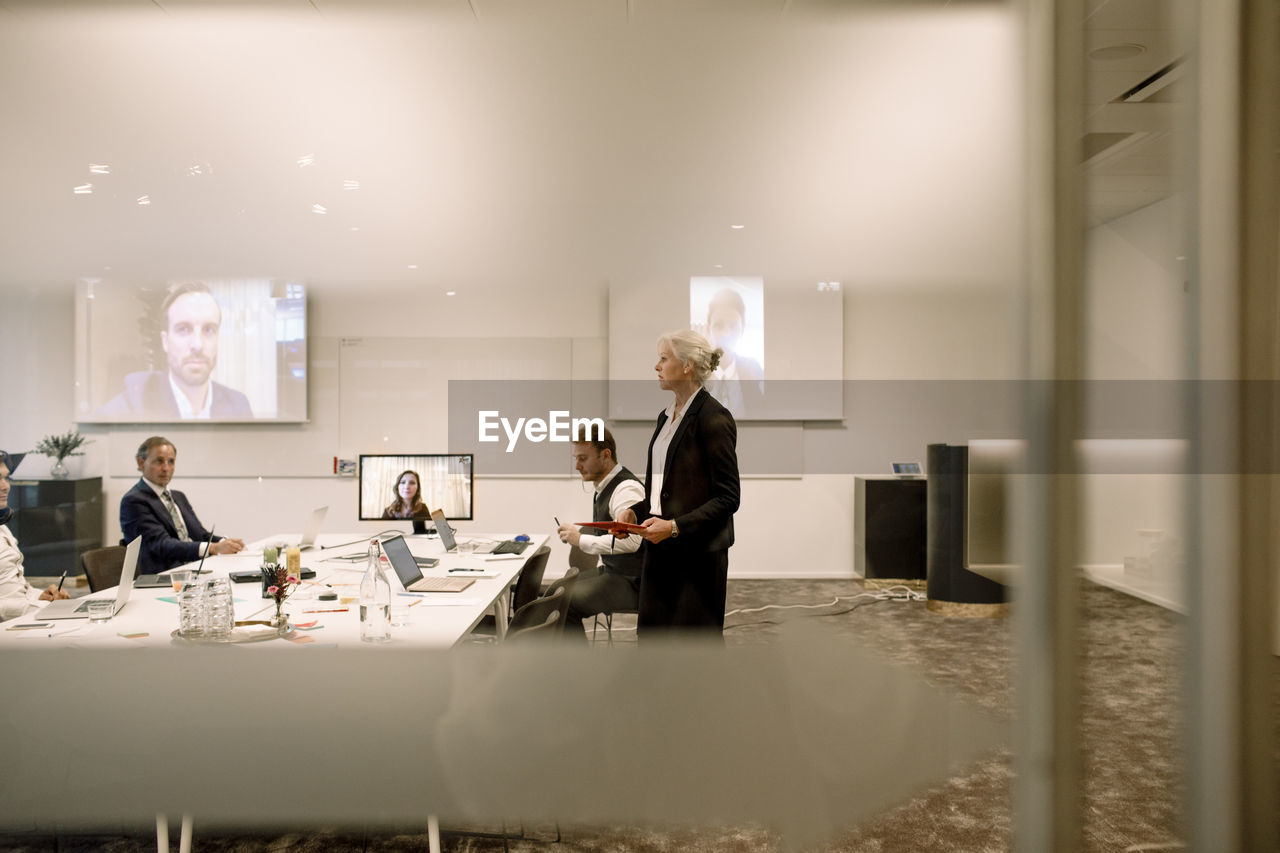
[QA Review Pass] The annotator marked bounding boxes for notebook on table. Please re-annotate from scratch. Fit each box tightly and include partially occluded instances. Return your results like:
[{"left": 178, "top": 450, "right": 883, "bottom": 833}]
[
  {"left": 40, "top": 537, "right": 142, "bottom": 620},
  {"left": 380, "top": 533, "right": 474, "bottom": 593}
]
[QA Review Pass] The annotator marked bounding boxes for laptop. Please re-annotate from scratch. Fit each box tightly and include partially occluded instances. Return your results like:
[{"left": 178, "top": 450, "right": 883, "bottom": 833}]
[
  {"left": 294, "top": 506, "right": 328, "bottom": 551},
  {"left": 380, "top": 533, "right": 474, "bottom": 593},
  {"left": 40, "top": 536, "right": 142, "bottom": 620},
  {"left": 472, "top": 538, "right": 530, "bottom": 555},
  {"left": 430, "top": 509, "right": 458, "bottom": 553}
]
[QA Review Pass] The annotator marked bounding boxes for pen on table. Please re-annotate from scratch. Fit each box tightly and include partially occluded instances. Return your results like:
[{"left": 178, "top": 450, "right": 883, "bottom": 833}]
[{"left": 448, "top": 568, "right": 485, "bottom": 574}]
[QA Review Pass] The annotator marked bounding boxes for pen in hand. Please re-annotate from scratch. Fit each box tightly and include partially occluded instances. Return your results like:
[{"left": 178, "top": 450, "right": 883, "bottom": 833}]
[{"left": 55, "top": 572, "right": 67, "bottom": 593}]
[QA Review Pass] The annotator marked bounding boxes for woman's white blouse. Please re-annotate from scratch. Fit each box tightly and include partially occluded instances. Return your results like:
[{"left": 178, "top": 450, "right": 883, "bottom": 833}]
[{"left": 0, "top": 524, "right": 43, "bottom": 622}]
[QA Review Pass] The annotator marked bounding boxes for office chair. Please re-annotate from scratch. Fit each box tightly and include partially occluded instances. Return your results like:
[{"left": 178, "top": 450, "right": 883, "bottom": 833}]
[
  {"left": 469, "top": 544, "right": 551, "bottom": 638},
  {"left": 567, "top": 545, "right": 637, "bottom": 644},
  {"left": 567, "top": 544, "right": 598, "bottom": 574},
  {"left": 80, "top": 545, "right": 127, "bottom": 593},
  {"left": 510, "top": 544, "right": 552, "bottom": 614},
  {"left": 499, "top": 604, "right": 560, "bottom": 637},
  {"left": 504, "top": 586, "right": 569, "bottom": 637},
  {"left": 539, "top": 566, "right": 580, "bottom": 629},
  {"left": 593, "top": 597, "right": 640, "bottom": 647},
  {"left": 570, "top": 547, "right": 639, "bottom": 645}
]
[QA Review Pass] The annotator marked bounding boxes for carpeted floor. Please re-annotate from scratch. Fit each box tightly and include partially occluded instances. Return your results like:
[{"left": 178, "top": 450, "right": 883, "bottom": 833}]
[{"left": 2, "top": 577, "right": 1272, "bottom": 852}]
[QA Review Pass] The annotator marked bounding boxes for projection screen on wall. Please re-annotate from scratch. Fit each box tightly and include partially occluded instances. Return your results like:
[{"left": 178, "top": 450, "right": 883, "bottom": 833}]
[{"left": 74, "top": 278, "right": 308, "bottom": 424}]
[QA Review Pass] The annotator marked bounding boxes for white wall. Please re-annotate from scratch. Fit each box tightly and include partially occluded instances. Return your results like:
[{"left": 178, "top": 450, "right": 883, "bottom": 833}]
[{"left": 1081, "top": 196, "right": 1187, "bottom": 575}]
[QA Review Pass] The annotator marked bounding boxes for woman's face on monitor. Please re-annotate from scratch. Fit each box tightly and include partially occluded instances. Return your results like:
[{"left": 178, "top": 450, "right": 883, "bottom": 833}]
[{"left": 398, "top": 475, "right": 418, "bottom": 502}]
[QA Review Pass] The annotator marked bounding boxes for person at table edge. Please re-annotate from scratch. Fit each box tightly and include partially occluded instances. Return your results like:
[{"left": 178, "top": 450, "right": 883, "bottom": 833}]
[
  {"left": 0, "top": 450, "right": 72, "bottom": 621},
  {"left": 120, "top": 436, "right": 245, "bottom": 575},
  {"left": 556, "top": 427, "right": 644, "bottom": 640}
]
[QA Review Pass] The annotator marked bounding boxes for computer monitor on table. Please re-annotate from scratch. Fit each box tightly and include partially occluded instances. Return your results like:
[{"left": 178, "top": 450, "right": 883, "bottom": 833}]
[{"left": 357, "top": 454, "right": 474, "bottom": 532}]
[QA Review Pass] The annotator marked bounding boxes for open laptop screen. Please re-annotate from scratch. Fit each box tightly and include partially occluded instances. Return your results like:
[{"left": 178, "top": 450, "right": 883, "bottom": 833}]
[{"left": 379, "top": 534, "right": 422, "bottom": 586}]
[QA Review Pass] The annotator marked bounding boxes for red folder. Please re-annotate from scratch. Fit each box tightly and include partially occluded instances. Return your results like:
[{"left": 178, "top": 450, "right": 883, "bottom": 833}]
[{"left": 575, "top": 520, "right": 647, "bottom": 534}]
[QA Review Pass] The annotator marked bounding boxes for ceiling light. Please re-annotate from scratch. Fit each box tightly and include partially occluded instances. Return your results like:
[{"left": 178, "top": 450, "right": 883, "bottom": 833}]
[
  {"left": 445, "top": 291, "right": 457, "bottom": 297},
  {"left": 1089, "top": 43, "right": 1146, "bottom": 61},
  {"left": 349, "top": 226, "right": 361, "bottom": 232},
  {"left": 73, "top": 183, "right": 93, "bottom": 194},
  {"left": 343, "top": 180, "right": 360, "bottom": 190},
  {"left": 407, "top": 264, "right": 418, "bottom": 270},
  {"left": 714, "top": 264, "right": 723, "bottom": 269},
  {"left": 730, "top": 224, "right": 745, "bottom": 230},
  {"left": 311, "top": 204, "right": 327, "bottom": 214},
  {"left": 88, "top": 163, "right": 110, "bottom": 174},
  {"left": 136, "top": 195, "right": 151, "bottom": 206},
  {"left": 297, "top": 155, "right": 315, "bottom": 168}
]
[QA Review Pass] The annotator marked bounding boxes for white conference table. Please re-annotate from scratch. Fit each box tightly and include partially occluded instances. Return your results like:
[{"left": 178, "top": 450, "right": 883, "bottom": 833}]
[
  {"left": 1, "top": 531, "right": 545, "bottom": 853},
  {"left": 1, "top": 532, "right": 545, "bottom": 649}
]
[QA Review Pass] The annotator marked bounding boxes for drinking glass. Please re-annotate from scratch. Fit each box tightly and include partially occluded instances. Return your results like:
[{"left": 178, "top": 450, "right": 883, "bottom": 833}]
[
  {"left": 178, "top": 581, "right": 206, "bottom": 638},
  {"left": 204, "top": 578, "right": 234, "bottom": 639}
]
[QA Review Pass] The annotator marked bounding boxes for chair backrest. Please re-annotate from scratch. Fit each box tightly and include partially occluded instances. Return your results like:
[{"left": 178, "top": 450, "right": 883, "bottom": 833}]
[
  {"left": 506, "top": 586, "right": 569, "bottom": 638},
  {"left": 541, "top": 566, "right": 580, "bottom": 628},
  {"left": 567, "top": 544, "right": 599, "bottom": 574},
  {"left": 504, "top": 609, "right": 561, "bottom": 643},
  {"left": 510, "top": 545, "right": 551, "bottom": 615},
  {"left": 80, "top": 545, "right": 128, "bottom": 593}
]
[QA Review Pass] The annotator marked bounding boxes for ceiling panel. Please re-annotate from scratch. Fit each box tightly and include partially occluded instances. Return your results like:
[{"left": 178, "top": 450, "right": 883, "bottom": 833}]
[{"left": 1082, "top": 0, "right": 1179, "bottom": 223}]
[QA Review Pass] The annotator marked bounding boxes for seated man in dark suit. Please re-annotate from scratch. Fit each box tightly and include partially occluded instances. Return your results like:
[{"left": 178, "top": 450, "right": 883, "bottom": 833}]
[
  {"left": 120, "top": 436, "right": 246, "bottom": 575},
  {"left": 96, "top": 282, "right": 254, "bottom": 420}
]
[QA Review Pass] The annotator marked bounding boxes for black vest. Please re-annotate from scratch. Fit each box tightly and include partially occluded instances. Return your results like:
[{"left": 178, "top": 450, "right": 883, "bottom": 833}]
[{"left": 593, "top": 466, "right": 645, "bottom": 579}]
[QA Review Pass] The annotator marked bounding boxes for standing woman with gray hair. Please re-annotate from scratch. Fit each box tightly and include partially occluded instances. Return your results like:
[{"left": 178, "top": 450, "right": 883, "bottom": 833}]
[{"left": 617, "top": 330, "right": 741, "bottom": 638}]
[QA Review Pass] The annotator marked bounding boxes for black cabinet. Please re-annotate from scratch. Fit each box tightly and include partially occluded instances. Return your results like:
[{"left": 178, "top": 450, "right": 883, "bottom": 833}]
[
  {"left": 854, "top": 476, "right": 927, "bottom": 581},
  {"left": 6, "top": 477, "right": 103, "bottom": 576}
]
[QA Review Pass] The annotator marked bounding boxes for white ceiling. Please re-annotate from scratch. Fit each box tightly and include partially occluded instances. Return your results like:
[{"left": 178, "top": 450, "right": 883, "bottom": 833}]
[
  {"left": 1083, "top": 0, "right": 1179, "bottom": 226},
  {"left": 0, "top": 0, "right": 1179, "bottom": 293}
]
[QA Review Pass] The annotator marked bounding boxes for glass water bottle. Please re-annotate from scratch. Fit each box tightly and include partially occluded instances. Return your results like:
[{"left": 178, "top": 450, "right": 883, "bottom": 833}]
[{"left": 360, "top": 539, "right": 391, "bottom": 643}]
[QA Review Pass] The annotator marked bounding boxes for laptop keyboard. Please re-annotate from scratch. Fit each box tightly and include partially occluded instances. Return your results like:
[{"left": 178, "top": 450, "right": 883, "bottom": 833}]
[
  {"left": 408, "top": 576, "right": 474, "bottom": 592},
  {"left": 490, "top": 540, "right": 530, "bottom": 555}
]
